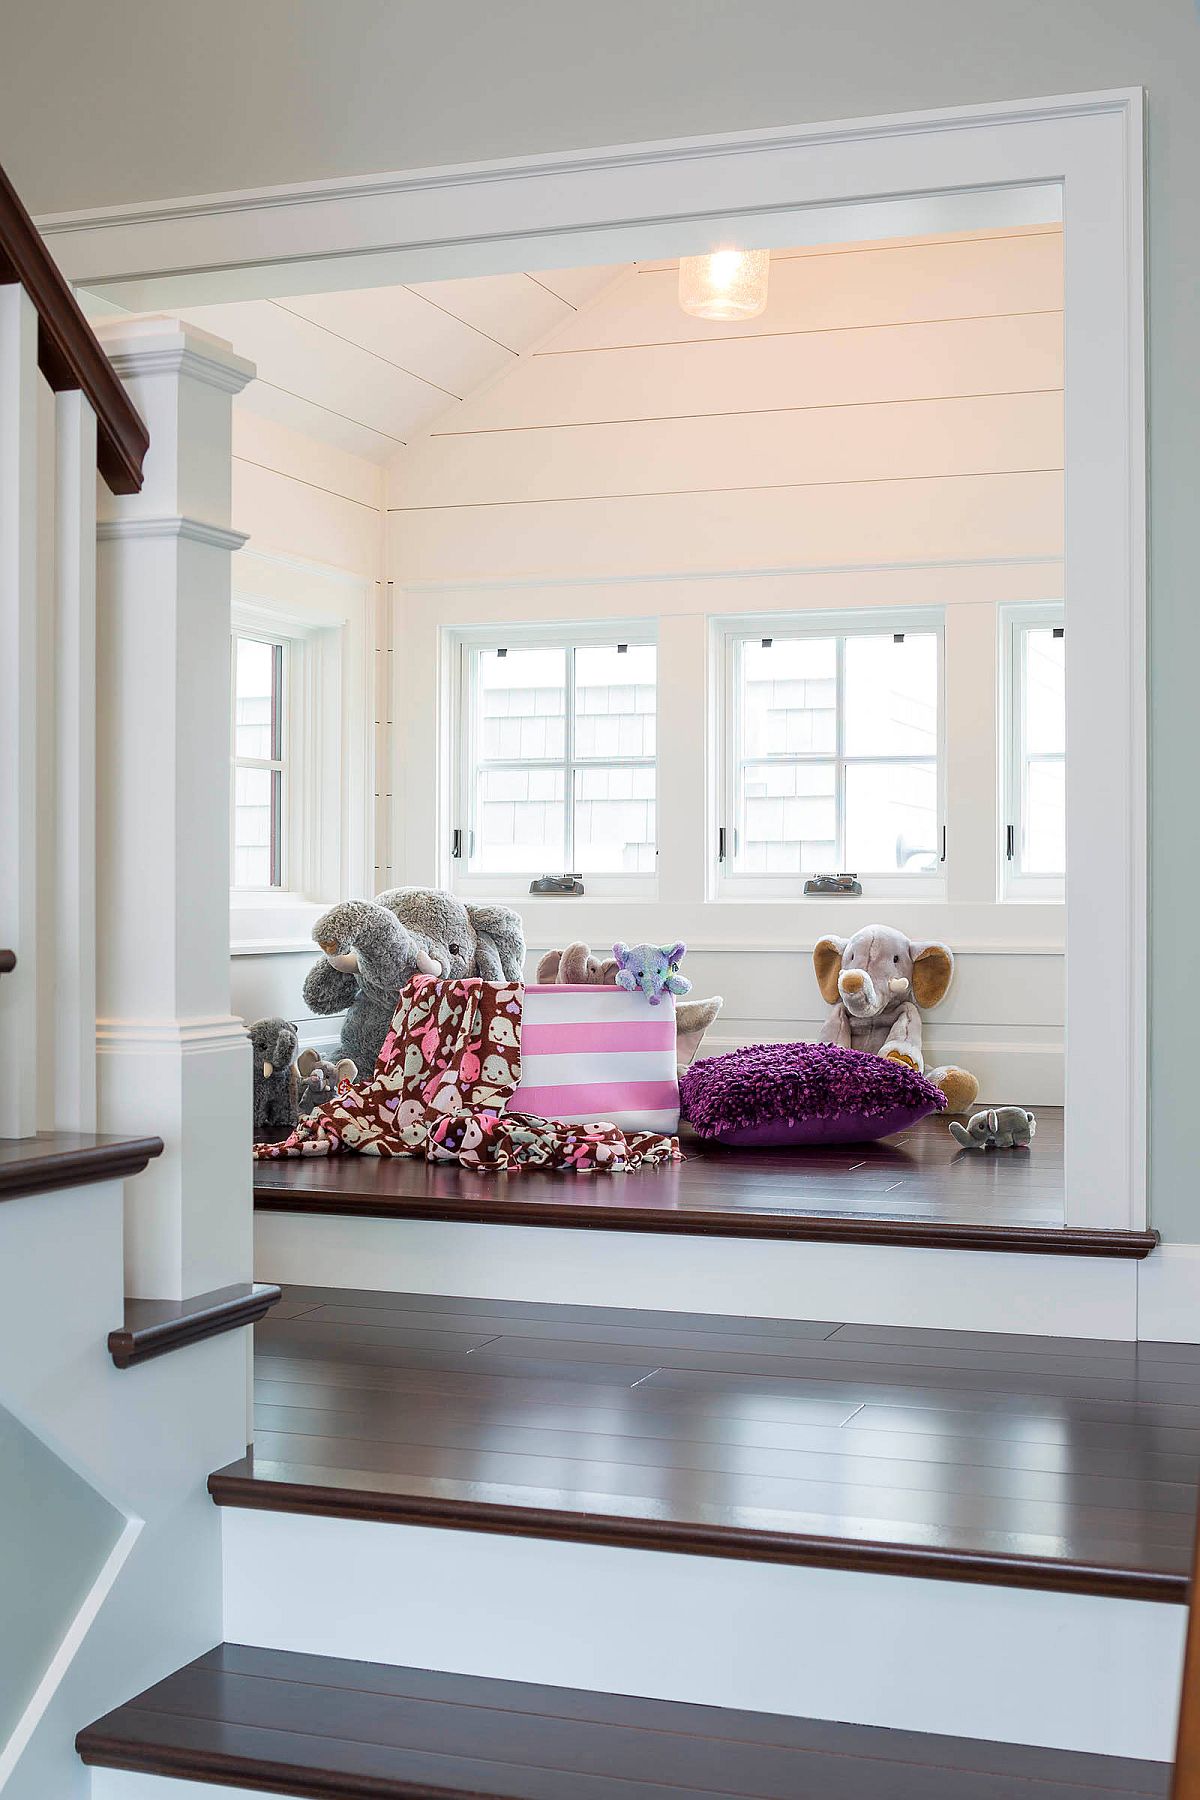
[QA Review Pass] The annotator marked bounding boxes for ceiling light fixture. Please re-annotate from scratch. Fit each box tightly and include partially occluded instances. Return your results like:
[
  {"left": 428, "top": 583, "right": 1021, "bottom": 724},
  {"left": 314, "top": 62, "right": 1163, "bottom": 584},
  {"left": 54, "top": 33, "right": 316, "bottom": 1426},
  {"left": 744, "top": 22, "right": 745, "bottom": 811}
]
[{"left": 678, "top": 248, "right": 770, "bottom": 321}]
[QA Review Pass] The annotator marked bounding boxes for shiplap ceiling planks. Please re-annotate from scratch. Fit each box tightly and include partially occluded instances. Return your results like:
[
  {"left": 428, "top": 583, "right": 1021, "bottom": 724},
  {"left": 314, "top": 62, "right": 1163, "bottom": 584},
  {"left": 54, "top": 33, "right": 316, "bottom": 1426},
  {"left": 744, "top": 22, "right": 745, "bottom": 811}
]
[
  {"left": 168, "top": 266, "right": 623, "bottom": 461},
  {"left": 386, "top": 223, "right": 1064, "bottom": 583}
]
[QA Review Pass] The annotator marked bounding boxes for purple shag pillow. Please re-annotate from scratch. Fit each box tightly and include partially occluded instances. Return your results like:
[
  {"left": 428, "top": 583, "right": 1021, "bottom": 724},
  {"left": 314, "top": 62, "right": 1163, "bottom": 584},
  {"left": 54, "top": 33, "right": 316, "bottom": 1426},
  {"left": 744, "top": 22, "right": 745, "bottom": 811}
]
[{"left": 680, "top": 1041, "right": 947, "bottom": 1147}]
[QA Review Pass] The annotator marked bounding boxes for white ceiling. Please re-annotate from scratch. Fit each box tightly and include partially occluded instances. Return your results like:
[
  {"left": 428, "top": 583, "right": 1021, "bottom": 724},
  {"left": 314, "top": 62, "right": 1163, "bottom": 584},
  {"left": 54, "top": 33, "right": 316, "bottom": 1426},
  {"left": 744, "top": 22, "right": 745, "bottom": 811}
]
[{"left": 168, "top": 265, "right": 626, "bottom": 462}]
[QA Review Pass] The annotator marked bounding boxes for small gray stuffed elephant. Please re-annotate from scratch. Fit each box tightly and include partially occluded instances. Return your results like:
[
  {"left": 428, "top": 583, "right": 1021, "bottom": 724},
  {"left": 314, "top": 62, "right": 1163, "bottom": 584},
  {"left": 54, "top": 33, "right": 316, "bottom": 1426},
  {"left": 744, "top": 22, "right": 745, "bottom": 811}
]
[
  {"left": 249, "top": 1017, "right": 300, "bottom": 1141},
  {"left": 950, "top": 1107, "right": 1037, "bottom": 1151},
  {"left": 296, "top": 1048, "right": 358, "bottom": 1115}
]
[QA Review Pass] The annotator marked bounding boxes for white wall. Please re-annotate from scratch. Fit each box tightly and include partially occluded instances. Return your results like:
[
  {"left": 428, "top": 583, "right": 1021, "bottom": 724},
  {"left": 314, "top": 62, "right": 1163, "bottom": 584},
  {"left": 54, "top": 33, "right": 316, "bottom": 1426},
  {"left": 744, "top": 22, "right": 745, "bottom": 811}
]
[
  {"left": 0, "top": 1178, "right": 247, "bottom": 1798},
  {"left": 389, "top": 228, "right": 1065, "bottom": 1101},
  {"left": 228, "top": 412, "right": 384, "bottom": 1052}
]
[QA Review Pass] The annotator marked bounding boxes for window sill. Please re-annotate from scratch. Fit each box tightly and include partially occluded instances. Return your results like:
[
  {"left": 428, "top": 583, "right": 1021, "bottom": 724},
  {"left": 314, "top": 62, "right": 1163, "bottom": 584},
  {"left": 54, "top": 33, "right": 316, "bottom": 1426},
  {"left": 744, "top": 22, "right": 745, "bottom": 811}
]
[
  {"left": 230, "top": 938, "right": 321, "bottom": 958},
  {"left": 230, "top": 891, "right": 332, "bottom": 958}
]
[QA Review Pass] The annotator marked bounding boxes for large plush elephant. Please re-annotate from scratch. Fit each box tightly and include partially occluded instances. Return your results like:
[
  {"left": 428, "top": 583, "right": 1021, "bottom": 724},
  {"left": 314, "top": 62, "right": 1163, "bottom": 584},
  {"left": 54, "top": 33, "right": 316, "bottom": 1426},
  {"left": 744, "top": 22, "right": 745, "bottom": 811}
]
[
  {"left": 302, "top": 888, "right": 525, "bottom": 1078},
  {"left": 813, "top": 923, "right": 979, "bottom": 1114}
]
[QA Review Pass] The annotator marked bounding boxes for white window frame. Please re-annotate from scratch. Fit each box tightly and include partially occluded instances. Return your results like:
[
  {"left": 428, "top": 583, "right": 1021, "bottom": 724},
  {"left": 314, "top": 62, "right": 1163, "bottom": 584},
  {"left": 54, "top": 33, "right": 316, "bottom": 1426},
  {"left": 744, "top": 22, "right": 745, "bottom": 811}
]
[
  {"left": 715, "top": 609, "right": 946, "bottom": 899},
  {"left": 447, "top": 619, "right": 659, "bottom": 901},
  {"left": 230, "top": 631, "right": 288, "bottom": 893},
  {"left": 1003, "top": 602, "right": 1066, "bottom": 901},
  {"left": 229, "top": 552, "right": 376, "bottom": 954}
]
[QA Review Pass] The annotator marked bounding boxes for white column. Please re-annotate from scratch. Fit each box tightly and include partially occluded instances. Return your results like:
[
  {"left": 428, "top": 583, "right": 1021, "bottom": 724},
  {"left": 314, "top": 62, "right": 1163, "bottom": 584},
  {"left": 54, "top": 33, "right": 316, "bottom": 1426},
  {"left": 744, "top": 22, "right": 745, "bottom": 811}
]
[
  {"left": 93, "top": 318, "right": 255, "bottom": 1300},
  {"left": 46, "top": 390, "right": 100, "bottom": 1132},
  {"left": 0, "top": 287, "right": 40, "bottom": 1139}
]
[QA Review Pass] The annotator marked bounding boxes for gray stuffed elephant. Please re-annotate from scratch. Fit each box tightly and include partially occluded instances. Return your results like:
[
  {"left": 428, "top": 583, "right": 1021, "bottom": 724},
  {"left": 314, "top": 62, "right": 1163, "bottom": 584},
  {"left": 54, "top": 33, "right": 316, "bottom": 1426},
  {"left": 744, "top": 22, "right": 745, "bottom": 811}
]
[
  {"left": 249, "top": 1016, "right": 300, "bottom": 1141},
  {"left": 302, "top": 888, "right": 525, "bottom": 1078},
  {"left": 950, "top": 1107, "right": 1036, "bottom": 1151},
  {"left": 813, "top": 923, "right": 980, "bottom": 1114}
]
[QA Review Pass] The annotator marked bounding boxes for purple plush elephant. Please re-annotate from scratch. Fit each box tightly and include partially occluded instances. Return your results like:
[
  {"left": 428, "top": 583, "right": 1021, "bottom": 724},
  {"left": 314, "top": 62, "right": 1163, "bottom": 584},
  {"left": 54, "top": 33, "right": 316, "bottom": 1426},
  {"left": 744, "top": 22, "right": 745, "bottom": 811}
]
[{"left": 612, "top": 941, "right": 693, "bottom": 1006}]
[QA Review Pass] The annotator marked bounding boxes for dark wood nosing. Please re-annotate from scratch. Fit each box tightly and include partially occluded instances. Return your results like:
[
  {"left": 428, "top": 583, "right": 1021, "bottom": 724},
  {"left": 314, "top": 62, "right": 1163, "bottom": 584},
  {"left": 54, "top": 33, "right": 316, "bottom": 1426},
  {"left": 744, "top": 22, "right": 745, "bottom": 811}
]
[
  {"left": 0, "top": 159, "right": 148, "bottom": 492},
  {"left": 75, "top": 1643, "right": 1173, "bottom": 1800},
  {"left": 0, "top": 1131, "right": 164, "bottom": 1203},
  {"left": 207, "top": 1464, "right": 1185, "bottom": 1603},
  {"left": 253, "top": 1181, "right": 1158, "bottom": 1258},
  {"left": 109, "top": 1282, "right": 282, "bottom": 1370}
]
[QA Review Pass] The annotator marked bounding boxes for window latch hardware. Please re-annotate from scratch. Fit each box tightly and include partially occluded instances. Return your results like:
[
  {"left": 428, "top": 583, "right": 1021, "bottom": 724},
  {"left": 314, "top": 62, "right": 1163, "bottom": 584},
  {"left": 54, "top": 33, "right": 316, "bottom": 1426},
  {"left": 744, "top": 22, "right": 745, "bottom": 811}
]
[
  {"left": 804, "top": 873, "right": 862, "bottom": 895},
  {"left": 718, "top": 826, "right": 727, "bottom": 862},
  {"left": 1006, "top": 824, "right": 1015, "bottom": 860},
  {"left": 529, "top": 873, "right": 585, "bottom": 896},
  {"left": 451, "top": 829, "right": 463, "bottom": 859}
]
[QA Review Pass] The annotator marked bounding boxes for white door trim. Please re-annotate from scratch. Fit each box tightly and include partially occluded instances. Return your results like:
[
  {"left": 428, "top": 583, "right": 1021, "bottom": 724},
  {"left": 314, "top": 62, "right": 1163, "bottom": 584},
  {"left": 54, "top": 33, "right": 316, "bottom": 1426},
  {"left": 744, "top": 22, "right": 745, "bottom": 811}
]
[{"left": 46, "top": 90, "right": 1147, "bottom": 1231}]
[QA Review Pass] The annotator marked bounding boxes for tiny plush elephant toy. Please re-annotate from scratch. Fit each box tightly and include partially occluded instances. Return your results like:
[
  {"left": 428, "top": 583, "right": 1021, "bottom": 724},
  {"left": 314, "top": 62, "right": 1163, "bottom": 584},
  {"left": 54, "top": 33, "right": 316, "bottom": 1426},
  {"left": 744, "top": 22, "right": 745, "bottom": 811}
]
[
  {"left": 950, "top": 1107, "right": 1037, "bottom": 1151},
  {"left": 249, "top": 1017, "right": 300, "bottom": 1141},
  {"left": 814, "top": 924, "right": 980, "bottom": 1114},
  {"left": 296, "top": 1048, "right": 358, "bottom": 1115},
  {"left": 613, "top": 941, "right": 692, "bottom": 1006}
]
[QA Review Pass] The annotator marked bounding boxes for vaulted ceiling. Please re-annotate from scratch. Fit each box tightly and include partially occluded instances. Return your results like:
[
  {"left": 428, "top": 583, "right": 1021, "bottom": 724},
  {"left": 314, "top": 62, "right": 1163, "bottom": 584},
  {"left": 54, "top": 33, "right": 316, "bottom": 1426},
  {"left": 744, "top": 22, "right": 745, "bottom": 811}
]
[{"left": 169, "top": 265, "right": 626, "bottom": 462}]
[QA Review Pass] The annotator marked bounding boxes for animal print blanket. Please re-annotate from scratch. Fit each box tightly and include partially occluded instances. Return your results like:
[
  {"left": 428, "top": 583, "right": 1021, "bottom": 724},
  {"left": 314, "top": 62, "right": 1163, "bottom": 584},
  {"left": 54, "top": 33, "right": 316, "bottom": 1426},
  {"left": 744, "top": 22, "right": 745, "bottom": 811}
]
[{"left": 253, "top": 975, "right": 681, "bottom": 1173}]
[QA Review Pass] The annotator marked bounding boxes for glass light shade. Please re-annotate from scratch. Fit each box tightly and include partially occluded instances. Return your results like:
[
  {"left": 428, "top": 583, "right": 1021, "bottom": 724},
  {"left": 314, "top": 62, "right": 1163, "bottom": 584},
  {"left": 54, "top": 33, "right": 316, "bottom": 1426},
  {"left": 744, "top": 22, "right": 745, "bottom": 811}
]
[{"left": 678, "top": 248, "right": 770, "bottom": 321}]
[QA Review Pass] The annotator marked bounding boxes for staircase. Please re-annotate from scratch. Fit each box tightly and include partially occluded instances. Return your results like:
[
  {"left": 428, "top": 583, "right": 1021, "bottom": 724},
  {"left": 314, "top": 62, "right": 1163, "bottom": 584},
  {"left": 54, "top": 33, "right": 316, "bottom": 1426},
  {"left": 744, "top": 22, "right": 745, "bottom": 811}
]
[{"left": 76, "top": 1283, "right": 1197, "bottom": 1798}]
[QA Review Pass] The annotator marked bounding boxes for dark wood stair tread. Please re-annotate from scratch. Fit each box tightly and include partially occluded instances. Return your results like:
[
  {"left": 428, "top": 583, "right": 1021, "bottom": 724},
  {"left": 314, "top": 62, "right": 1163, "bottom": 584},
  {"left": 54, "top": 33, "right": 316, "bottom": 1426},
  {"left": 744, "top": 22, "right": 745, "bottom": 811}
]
[
  {"left": 76, "top": 1643, "right": 1170, "bottom": 1798},
  {"left": 0, "top": 1130, "right": 163, "bottom": 1202},
  {"left": 254, "top": 1111, "right": 1156, "bottom": 1257},
  {"left": 208, "top": 1288, "right": 1200, "bottom": 1602},
  {"left": 109, "top": 1282, "right": 282, "bottom": 1369}
]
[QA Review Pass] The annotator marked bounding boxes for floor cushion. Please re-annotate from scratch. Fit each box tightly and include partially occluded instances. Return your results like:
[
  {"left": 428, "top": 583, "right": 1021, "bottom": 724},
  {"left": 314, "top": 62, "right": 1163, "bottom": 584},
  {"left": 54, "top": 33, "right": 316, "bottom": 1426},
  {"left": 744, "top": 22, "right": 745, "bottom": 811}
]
[
  {"left": 680, "top": 1041, "right": 946, "bottom": 1147},
  {"left": 508, "top": 984, "right": 680, "bottom": 1135}
]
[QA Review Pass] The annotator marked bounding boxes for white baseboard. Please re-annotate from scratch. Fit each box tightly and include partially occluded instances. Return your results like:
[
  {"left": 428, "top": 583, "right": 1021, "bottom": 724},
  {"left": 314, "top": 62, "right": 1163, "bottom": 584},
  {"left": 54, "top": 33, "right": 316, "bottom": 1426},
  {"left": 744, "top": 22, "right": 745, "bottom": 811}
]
[
  {"left": 220, "top": 1508, "right": 1182, "bottom": 1763},
  {"left": 1138, "top": 1243, "right": 1200, "bottom": 1342},
  {"left": 256, "top": 1212, "right": 1139, "bottom": 1338}
]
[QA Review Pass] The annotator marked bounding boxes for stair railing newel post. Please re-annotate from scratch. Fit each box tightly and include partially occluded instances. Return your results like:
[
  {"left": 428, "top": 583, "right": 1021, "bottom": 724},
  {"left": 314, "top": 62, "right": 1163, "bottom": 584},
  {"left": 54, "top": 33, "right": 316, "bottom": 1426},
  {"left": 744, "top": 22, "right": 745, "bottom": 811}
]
[{"left": 93, "top": 318, "right": 255, "bottom": 1302}]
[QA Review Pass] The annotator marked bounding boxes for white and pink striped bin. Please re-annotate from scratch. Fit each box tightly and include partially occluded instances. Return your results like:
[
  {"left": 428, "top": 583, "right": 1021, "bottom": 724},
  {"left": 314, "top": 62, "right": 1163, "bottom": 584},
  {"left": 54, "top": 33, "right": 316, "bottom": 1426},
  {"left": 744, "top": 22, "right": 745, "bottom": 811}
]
[{"left": 509, "top": 984, "right": 680, "bottom": 1136}]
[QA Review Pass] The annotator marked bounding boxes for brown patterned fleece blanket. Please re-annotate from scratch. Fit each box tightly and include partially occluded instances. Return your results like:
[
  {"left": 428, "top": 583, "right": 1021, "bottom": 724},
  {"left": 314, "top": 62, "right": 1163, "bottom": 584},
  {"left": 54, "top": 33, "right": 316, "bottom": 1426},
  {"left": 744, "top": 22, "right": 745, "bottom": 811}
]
[{"left": 253, "top": 975, "right": 680, "bottom": 1173}]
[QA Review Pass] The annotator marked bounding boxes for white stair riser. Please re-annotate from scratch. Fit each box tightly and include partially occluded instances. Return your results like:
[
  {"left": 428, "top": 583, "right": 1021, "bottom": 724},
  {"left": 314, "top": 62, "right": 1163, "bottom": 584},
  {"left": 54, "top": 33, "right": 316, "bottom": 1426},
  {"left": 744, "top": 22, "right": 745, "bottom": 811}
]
[
  {"left": 256, "top": 1212, "right": 1140, "bottom": 1337},
  {"left": 221, "top": 1508, "right": 1182, "bottom": 1764}
]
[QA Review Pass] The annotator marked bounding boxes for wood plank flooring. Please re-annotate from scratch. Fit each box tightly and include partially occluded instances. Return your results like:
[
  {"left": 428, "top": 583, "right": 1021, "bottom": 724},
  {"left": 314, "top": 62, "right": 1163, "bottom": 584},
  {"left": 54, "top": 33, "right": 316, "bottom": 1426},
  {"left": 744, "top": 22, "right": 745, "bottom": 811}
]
[
  {"left": 209, "top": 1286, "right": 1200, "bottom": 1601},
  {"left": 76, "top": 1642, "right": 1173, "bottom": 1799},
  {"left": 254, "top": 1109, "right": 1156, "bottom": 1255}
]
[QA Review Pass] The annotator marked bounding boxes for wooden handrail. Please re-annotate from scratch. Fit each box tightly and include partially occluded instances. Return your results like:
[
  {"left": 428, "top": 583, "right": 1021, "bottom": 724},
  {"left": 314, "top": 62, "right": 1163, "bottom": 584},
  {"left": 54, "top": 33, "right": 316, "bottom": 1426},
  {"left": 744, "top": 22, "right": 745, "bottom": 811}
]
[{"left": 0, "top": 159, "right": 147, "bottom": 493}]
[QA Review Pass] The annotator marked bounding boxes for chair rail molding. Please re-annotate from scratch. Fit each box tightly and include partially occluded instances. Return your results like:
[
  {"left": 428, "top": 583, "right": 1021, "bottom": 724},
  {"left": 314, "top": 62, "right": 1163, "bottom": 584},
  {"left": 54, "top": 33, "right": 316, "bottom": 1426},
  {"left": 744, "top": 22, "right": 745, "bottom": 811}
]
[
  {"left": 93, "top": 316, "right": 256, "bottom": 1300},
  {"left": 54, "top": 91, "right": 1146, "bottom": 1231}
]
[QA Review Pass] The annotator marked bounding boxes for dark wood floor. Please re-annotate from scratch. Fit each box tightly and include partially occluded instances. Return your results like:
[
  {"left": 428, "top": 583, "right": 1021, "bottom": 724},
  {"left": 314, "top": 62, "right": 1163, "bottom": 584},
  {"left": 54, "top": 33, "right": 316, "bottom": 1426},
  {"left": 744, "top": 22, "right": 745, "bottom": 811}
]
[
  {"left": 254, "top": 1109, "right": 1156, "bottom": 1257},
  {"left": 77, "top": 1642, "right": 1171, "bottom": 1799},
  {"left": 210, "top": 1285, "right": 1200, "bottom": 1601}
]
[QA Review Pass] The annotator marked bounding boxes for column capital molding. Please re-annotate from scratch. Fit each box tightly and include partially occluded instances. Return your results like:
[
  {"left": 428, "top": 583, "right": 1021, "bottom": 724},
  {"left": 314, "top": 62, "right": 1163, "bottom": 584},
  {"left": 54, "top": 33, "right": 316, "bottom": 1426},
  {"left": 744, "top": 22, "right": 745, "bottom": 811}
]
[
  {"left": 96, "top": 1015, "right": 249, "bottom": 1056},
  {"left": 96, "top": 515, "right": 249, "bottom": 551},
  {"left": 93, "top": 316, "right": 255, "bottom": 396}
]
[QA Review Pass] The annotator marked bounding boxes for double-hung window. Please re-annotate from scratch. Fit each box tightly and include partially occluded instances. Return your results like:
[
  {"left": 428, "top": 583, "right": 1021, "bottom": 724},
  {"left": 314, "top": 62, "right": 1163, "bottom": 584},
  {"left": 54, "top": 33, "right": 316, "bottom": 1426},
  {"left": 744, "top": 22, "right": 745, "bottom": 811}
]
[
  {"left": 719, "top": 613, "right": 943, "bottom": 894},
  {"left": 1004, "top": 603, "right": 1065, "bottom": 894},
  {"left": 451, "top": 627, "right": 657, "bottom": 893},
  {"left": 231, "top": 634, "right": 287, "bottom": 889}
]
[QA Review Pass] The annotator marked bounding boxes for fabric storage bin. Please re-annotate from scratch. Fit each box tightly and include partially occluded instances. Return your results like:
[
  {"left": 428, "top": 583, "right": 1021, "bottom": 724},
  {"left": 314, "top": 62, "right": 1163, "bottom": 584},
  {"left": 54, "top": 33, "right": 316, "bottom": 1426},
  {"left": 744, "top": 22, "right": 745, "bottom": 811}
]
[{"left": 509, "top": 984, "right": 680, "bottom": 1134}]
